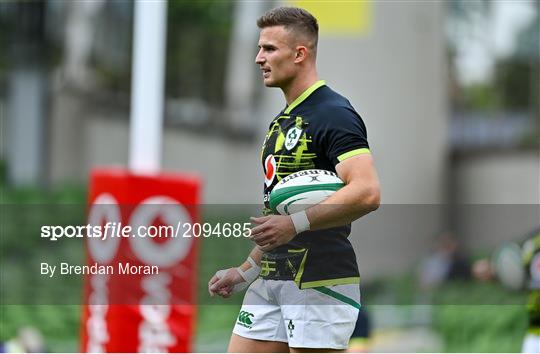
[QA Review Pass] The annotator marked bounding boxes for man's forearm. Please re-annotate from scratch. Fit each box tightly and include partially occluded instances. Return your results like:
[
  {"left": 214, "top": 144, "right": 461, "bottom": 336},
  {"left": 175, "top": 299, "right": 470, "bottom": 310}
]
[
  {"left": 305, "top": 180, "right": 380, "bottom": 231},
  {"left": 238, "top": 246, "right": 263, "bottom": 272},
  {"left": 249, "top": 246, "right": 263, "bottom": 264}
]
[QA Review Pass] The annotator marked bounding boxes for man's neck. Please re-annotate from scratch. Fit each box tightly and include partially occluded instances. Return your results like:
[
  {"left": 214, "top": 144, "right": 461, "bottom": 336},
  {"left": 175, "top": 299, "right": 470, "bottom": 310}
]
[{"left": 283, "top": 71, "right": 319, "bottom": 105}]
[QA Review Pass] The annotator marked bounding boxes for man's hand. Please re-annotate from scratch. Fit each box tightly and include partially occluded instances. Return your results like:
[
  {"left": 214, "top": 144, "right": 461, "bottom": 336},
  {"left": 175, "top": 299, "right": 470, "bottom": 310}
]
[
  {"left": 209, "top": 257, "right": 262, "bottom": 298},
  {"left": 208, "top": 268, "right": 245, "bottom": 298},
  {"left": 249, "top": 215, "right": 296, "bottom": 252}
]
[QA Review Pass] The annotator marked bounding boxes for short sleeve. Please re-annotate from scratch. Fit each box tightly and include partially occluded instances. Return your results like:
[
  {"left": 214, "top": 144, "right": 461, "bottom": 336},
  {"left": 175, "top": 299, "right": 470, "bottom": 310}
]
[{"left": 316, "top": 105, "right": 370, "bottom": 166}]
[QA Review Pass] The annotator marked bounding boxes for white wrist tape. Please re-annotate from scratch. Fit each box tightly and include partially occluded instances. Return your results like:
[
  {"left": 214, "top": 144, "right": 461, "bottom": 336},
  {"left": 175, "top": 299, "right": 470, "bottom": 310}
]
[
  {"left": 215, "top": 257, "right": 261, "bottom": 294},
  {"left": 290, "top": 210, "right": 310, "bottom": 234},
  {"left": 236, "top": 257, "right": 261, "bottom": 284}
]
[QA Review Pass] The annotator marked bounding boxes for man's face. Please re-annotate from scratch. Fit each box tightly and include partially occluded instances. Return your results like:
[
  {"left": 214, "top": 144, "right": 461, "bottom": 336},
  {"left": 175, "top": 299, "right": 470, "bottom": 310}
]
[{"left": 255, "top": 26, "right": 298, "bottom": 88}]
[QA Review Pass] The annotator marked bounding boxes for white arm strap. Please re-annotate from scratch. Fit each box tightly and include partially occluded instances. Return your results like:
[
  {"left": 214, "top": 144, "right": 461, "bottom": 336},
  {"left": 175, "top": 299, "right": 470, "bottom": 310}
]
[{"left": 290, "top": 210, "right": 310, "bottom": 234}]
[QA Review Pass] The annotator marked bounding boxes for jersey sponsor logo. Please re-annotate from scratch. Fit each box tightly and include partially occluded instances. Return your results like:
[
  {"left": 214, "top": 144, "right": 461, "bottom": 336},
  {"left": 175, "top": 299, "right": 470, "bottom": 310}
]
[
  {"left": 285, "top": 127, "right": 302, "bottom": 151},
  {"left": 264, "top": 154, "right": 276, "bottom": 187},
  {"left": 237, "top": 310, "right": 254, "bottom": 329}
]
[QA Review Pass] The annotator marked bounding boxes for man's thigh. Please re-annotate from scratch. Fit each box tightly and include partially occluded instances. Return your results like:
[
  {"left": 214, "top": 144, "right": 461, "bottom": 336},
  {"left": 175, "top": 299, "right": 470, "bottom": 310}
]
[
  {"left": 279, "top": 282, "right": 360, "bottom": 350},
  {"left": 232, "top": 280, "right": 289, "bottom": 347},
  {"left": 228, "top": 333, "right": 289, "bottom": 353}
]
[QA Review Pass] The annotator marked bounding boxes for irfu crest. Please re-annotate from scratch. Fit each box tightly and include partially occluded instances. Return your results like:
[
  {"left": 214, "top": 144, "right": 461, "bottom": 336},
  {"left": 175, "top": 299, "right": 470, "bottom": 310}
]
[{"left": 285, "top": 127, "right": 302, "bottom": 151}]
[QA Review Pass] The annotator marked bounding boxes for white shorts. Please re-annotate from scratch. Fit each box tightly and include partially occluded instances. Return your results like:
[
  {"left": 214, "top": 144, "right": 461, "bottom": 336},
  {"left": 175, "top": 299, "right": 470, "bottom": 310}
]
[
  {"left": 522, "top": 333, "right": 540, "bottom": 353},
  {"left": 233, "top": 279, "right": 360, "bottom": 349}
]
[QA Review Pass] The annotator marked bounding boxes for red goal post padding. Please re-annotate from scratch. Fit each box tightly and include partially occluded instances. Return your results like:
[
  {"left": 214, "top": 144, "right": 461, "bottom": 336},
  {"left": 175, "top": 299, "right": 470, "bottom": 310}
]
[{"left": 81, "top": 168, "right": 201, "bottom": 352}]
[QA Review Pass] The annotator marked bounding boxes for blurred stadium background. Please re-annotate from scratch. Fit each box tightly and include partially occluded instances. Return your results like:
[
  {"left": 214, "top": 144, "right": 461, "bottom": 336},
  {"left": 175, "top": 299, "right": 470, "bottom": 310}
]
[{"left": 0, "top": 0, "right": 539, "bottom": 352}]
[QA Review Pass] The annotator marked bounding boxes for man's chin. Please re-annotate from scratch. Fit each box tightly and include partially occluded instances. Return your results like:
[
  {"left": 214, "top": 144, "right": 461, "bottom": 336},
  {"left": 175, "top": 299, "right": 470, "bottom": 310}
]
[{"left": 263, "top": 79, "right": 278, "bottom": 87}]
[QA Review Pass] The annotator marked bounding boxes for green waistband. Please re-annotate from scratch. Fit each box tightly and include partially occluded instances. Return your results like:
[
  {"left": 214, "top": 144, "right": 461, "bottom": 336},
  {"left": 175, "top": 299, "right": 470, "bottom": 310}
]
[
  {"left": 301, "top": 277, "right": 360, "bottom": 289},
  {"left": 528, "top": 327, "right": 540, "bottom": 335}
]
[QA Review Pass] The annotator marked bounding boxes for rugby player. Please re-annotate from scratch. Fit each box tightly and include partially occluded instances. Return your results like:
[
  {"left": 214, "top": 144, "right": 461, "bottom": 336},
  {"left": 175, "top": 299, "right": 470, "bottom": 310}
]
[
  {"left": 208, "top": 7, "right": 380, "bottom": 352},
  {"left": 473, "top": 226, "right": 540, "bottom": 353}
]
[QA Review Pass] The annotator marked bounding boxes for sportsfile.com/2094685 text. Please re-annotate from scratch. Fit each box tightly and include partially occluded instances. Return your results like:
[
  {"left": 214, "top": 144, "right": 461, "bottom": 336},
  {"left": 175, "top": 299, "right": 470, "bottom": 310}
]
[{"left": 40, "top": 222, "right": 253, "bottom": 241}]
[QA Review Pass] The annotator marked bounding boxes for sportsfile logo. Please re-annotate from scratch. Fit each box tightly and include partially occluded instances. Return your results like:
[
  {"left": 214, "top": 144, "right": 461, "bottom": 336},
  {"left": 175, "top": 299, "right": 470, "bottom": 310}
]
[{"left": 236, "top": 310, "right": 254, "bottom": 329}]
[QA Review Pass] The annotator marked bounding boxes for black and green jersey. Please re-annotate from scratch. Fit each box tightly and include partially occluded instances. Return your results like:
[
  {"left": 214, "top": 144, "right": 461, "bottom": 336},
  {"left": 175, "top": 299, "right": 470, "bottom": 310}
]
[{"left": 260, "top": 80, "right": 371, "bottom": 289}]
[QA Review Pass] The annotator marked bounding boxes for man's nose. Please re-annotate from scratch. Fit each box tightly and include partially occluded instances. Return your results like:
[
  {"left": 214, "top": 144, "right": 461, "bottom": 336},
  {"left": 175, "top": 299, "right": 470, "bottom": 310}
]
[{"left": 255, "top": 49, "right": 264, "bottom": 64}]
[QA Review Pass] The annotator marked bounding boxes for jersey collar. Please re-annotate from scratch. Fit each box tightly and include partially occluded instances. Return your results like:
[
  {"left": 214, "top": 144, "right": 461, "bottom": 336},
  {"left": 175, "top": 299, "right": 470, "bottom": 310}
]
[{"left": 284, "top": 80, "right": 326, "bottom": 115}]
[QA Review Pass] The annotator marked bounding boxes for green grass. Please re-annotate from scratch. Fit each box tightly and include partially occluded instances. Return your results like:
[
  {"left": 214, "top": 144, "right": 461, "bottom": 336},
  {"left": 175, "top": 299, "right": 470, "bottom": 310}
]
[
  {"left": 433, "top": 304, "right": 526, "bottom": 352},
  {"left": 432, "top": 281, "right": 527, "bottom": 352},
  {"left": 0, "top": 184, "right": 87, "bottom": 350},
  {"left": 0, "top": 305, "right": 81, "bottom": 350}
]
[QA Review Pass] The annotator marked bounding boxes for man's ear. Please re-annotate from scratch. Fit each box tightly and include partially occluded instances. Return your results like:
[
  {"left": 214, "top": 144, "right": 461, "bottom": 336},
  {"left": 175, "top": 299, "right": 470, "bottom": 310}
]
[{"left": 294, "top": 46, "right": 308, "bottom": 63}]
